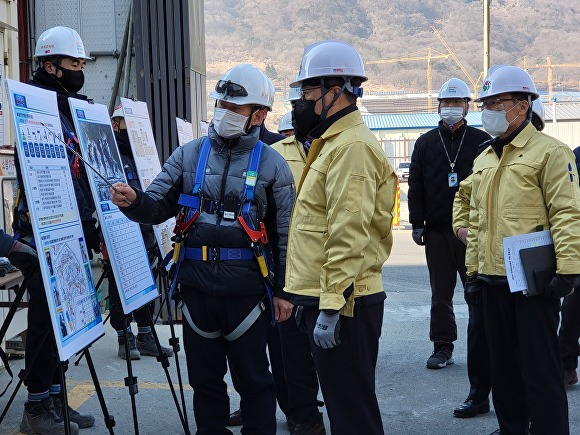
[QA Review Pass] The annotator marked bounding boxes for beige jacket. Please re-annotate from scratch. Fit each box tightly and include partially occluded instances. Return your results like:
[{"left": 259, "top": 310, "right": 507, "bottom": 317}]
[
  {"left": 271, "top": 135, "right": 307, "bottom": 187},
  {"left": 465, "top": 123, "right": 580, "bottom": 276},
  {"left": 285, "top": 110, "right": 397, "bottom": 316}
]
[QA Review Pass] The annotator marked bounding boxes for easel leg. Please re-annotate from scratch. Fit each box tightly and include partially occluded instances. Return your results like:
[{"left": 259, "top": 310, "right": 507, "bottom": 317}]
[
  {"left": 123, "top": 315, "right": 140, "bottom": 435},
  {"left": 84, "top": 347, "right": 116, "bottom": 434},
  {"left": 146, "top": 312, "right": 190, "bottom": 434},
  {"left": 161, "top": 271, "right": 190, "bottom": 432},
  {"left": 57, "top": 361, "right": 72, "bottom": 435},
  {"left": 0, "top": 328, "right": 50, "bottom": 424}
]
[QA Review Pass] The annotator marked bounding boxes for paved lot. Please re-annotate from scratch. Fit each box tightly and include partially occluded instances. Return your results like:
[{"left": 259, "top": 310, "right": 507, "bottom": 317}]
[{"left": 1, "top": 228, "right": 579, "bottom": 434}]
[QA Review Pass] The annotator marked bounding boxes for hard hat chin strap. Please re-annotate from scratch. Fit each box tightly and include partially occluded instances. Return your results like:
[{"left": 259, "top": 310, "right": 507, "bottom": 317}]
[{"left": 319, "top": 77, "right": 347, "bottom": 120}]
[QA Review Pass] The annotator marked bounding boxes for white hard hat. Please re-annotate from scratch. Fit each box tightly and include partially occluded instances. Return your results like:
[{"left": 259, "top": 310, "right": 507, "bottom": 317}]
[
  {"left": 290, "top": 40, "right": 367, "bottom": 96},
  {"left": 111, "top": 104, "right": 124, "bottom": 120},
  {"left": 438, "top": 78, "right": 471, "bottom": 101},
  {"left": 476, "top": 65, "right": 539, "bottom": 101},
  {"left": 209, "top": 64, "right": 274, "bottom": 110},
  {"left": 278, "top": 112, "right": 294, "bottom": 133},
  {"left": 531, "top": 98, "right": 545, "bottom": 131},
  {"left": 34, "top": 26, "right": 92, "bottom": 60}
]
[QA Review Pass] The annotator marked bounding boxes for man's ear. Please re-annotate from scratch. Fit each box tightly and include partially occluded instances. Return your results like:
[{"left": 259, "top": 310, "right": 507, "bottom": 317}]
[
  {"left": 44, "top": 60, "right": 56, "bottom": 75},
  {"left": 251, "top": 108, "right": 268, "bottom": 127}
]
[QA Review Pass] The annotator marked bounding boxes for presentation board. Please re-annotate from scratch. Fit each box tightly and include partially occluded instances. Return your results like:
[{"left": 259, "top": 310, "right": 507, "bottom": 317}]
[
  {"left": 176, "top": 117, "right": 194, "bottom": 147},
  {"left": 119, "top": 98, "right": 175, "bottom": 262},
  {"left": 68, "top": 98, "right": 158, "bottom": 314},
  {"left": 5, "top": 79, "right": 104, "bottom": 361}
]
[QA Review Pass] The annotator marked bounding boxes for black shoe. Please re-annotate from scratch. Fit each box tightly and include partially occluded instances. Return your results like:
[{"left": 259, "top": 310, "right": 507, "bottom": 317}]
[
  {"left": 290, "top": 411, "right": 325, "bottom": 435},
  {"left": 52, "top": 395, "right": 95, "bottom": 428},
  {"left": 118, "top": 332, "right": 140, "bottom": 360},
  {"left": 453, "top": 399, "right": 490, "bottom": 418},
  {"left": 136, "top": 332, "right": 174, "bottom": 357},
  {"left": 228, "top": 408, "right": 242, "bottom": 426},
  {"left": 20, "top": 397, "right": 80, "bottom": 435},
  {"left": 426, "top": 346, "right": 454, "bottom": 369}
]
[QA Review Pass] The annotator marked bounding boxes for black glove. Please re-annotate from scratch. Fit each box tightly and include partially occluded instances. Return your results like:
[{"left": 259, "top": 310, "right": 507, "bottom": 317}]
[
  {"left": 295, "top": 305, "right": 307, "bottom": 334},
  {"left": 464, "top": 274, "right": 481, "bottom": 307},
  {"left": 82, "top": 221, "right": 101, "bottom": 259},
  {"left": 412, "top": 228, "right": 426, "bottom": 246},
  {"left": 544, "top": 274, "right": 578, "bottom": 299},
  {"left": 7, "top": 240, "right": 38, "bottom": 277}
]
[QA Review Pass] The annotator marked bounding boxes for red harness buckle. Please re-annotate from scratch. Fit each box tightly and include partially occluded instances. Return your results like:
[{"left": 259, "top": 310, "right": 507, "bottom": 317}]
[{"left": 238, "top": 216, "right": 268, "bottom": 244}]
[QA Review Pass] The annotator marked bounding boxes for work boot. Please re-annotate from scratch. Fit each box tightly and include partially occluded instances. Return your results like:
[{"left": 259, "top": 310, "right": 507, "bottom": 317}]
[
  {"left": 228, "top": 408, "right": 242, "bottom": 426},
  {"left": 290, "top": 411, "right": 326, "bottom": 435},
  {"left": 564, "top": 369, "right": 578, "bottom": 386},
  {"left": 118, "top": 332, "right": 140, "bottom": 360},
  {"left": 426, "top": 346, "right": 454, "bottom": 369},
  {"left": 20, "top": 397, "right": 80, "bottom": 435},
  {"left": 136, "top": 332, "right": 174, "bottom": 357},
  {"left": 53, "top": 395, "right": 95, "bottom": 428}
]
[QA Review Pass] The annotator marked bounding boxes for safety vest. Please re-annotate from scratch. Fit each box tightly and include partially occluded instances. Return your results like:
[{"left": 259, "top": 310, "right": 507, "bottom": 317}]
[{"left": 166, "top": 137, "right": 275, "bottom": 340}]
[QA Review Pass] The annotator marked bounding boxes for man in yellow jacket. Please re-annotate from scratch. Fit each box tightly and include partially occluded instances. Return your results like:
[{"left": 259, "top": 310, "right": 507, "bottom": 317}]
[
  {"left": 284, "top": 40, "right": 396, "bottom": 434},
  {"left": 465, "top": 65, "right": 580, "bottom": 435},
  {"left": 271, "top": 88, "right": 324, "bottom": 434}
]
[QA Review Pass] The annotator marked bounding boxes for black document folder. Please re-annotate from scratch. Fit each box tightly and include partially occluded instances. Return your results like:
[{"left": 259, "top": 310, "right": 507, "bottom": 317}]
[{"left": 519, "top": 244, "right": 556, "bottom": 296}]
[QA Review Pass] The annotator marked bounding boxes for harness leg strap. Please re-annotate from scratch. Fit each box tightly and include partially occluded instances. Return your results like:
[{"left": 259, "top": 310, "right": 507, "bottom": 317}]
[{"left": 178, "top": 299, "right": 266, "bottom": 342}]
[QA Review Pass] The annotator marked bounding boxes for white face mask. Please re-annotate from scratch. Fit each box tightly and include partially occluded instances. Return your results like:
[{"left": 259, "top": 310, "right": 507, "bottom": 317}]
[
  {"left": 213, "top": 107, "right": 249, "bottom": 139},
  {"left": 439, "top": 107, "right": 464, "bottom": 126},
  {"left": 481, "top": 103, "right": 521, "bottom": 137}
]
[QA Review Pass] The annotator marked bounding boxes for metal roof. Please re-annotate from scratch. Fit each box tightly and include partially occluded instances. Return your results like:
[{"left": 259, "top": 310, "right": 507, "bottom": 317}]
[
  {"left": 543, "top": 101, "right": 580, "bottom": 121},
  {"left": 362, "top": 112, "right": 482, "bottom": 131},
  {"left": 362, "top": 101, "right": 580, "bottom": 131}
]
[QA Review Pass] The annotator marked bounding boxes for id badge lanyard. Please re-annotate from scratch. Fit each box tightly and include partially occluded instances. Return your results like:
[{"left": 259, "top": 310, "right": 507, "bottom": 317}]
[{"left": 438, "top": 127, "right": 467, "bottom": 188}]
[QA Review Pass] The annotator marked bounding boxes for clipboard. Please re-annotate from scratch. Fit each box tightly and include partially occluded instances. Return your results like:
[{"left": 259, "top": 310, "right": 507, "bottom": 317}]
[{"left": 519, "top": 244, "right": 556, "bottom": 296}]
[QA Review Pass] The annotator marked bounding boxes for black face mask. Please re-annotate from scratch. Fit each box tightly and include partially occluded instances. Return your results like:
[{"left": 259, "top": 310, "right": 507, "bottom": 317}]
[
  {"left": 293, "top": 97, "right": 321, "bottom": 137},
  {"left": 115, "top": 128, "right": 130, "bottom": 144},
  {"left": 55, "top": 65, "right": 85, "bottom": 93}
]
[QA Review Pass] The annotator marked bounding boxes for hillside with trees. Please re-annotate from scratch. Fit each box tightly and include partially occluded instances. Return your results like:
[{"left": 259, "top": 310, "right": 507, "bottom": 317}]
[{"left": 204, "top": 0, "right": 580, "bottom": 94}]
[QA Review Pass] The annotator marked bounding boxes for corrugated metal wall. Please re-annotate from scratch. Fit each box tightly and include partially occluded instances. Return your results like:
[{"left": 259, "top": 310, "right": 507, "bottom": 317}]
[
  {"left": 133, "top": 0, "right": 206, "bottom": 163},
  {"left": 32, "top": 0, "right": 206, "bottom": 164}
]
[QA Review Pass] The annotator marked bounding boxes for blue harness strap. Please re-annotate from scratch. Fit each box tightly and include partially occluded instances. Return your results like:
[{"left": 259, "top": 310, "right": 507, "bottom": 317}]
[
  {"left": 167, "top": 137, "right": 212, "bottom": 320},
  {"left": 170, "top": 138, "right": 275, "bottom": 327}
]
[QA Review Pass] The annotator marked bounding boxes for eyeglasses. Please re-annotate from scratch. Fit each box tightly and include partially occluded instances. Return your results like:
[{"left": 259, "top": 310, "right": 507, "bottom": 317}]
[
  {"left": 214, "top": 80, "right": 248, "bottom": 98},
  {"left": 299, "top": 86, "right": 321, "bottom": 100},
  {"left": 479, "top": 98, "right": 521, "bottom": 111}
]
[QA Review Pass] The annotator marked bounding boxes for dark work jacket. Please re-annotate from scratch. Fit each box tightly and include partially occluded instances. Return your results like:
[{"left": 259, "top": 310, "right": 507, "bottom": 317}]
[
  {"left": 408, "top": 120, "right": 490, "bottom": 232},
  {"left": 13, "top": 69, "right": 96, "bottom": 237},
  {"left": 115, "top": 130, "right": 156, "bottom": 251},
  {"left": 259, "top": 123, "right": 285, "bottom": 145}
]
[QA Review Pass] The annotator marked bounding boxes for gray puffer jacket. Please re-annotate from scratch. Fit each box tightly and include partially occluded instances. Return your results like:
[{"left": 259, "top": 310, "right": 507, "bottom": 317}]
[{"left": 122, "top": 124, "right": 295, "bottom": 298}]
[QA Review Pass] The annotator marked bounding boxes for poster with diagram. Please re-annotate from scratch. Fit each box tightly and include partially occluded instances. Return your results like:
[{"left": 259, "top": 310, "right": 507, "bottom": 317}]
[
  {"left": 120, "top": 98, "right": 175, "bottom": 263},
  {"left": 5, "top": 79, "right": 104, "bottom": 361},
  {"left": 176, "top": 117, "right": 194, "bottom": 147},
  {"left": 68, "top": 98, "right": 158, "bottom": 314}
]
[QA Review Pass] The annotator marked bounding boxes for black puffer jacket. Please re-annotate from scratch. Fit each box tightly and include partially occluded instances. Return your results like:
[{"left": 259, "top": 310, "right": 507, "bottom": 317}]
[
  {"left": 408, "top": 120, "right": 490, "bottom": 232},
  {"left": 14, "top": 68, "right": 96, "bottom": 236},
  {"left": 122, "top": 124, "right": 295, "bottom": 298}
]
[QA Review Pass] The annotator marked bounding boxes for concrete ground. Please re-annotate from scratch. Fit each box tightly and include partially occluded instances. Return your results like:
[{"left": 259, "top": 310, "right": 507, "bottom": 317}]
[{"left": 1, "top": 195, "right": 579, "bottom": 433}]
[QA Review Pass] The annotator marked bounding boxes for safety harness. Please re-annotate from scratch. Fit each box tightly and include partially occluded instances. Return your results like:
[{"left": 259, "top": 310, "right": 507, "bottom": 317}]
[{"left": 165, "top": 137, "right": 275, "bottom": 341}]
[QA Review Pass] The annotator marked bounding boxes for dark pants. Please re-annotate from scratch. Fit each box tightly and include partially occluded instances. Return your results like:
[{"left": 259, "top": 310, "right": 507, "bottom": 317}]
[
  {"left": 304, "top": 303, "right": 384, "bottom": 435},
  {"left": 108, "top": 269, "right": 152, "bottom": 331},
  {"left": 425, "top": 230, "right": 466, "bottom": 351},
  {"left": 267, "top": 323, "right": 289, "bottom": 416},
  {"left": 278, "top": 306, "right": 320, "bottom": 423},
  {"left": 465, "top": 300, "right": 491, "bottom": 402},
  {"left": 558, "top": 291, "right": 580, "bottom": 371},
  {"left": 482, "top": 281, "right": 568, "bottom": 435},
  {"left": 182, "top": 288, "right": 276, "bottom": 435},
  {"left": 24, "top": 270, "right": 60, "bottom": 393}
]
